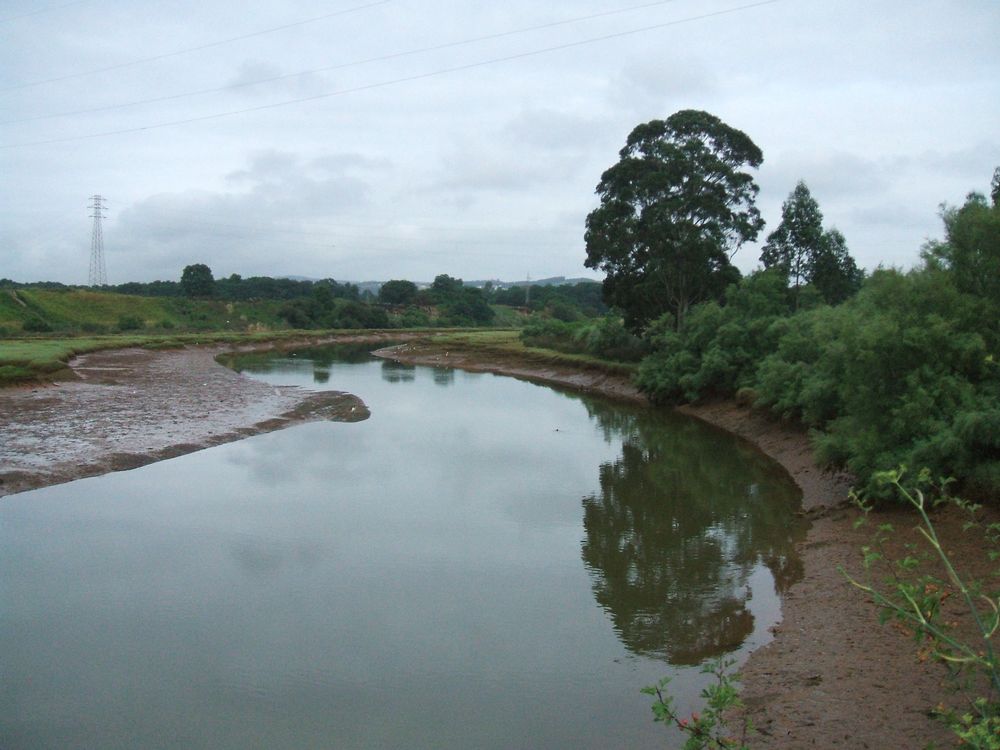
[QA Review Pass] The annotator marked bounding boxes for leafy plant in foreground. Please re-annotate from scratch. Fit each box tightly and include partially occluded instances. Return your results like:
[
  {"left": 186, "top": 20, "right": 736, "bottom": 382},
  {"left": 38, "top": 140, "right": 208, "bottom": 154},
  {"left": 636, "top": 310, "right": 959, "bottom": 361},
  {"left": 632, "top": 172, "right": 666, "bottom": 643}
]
[
  {"left": 642, "top": 657, "right": 751, "bottom": 749},
  {"left": 843, "top": 468, "right": 1000, "bottom": 748}
]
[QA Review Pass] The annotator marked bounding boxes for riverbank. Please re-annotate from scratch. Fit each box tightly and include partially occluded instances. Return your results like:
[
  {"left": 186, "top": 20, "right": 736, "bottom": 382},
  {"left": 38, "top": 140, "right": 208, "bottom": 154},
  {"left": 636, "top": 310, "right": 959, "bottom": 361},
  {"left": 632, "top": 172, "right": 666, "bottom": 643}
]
[
  {"left": 376, "top": 340, "right": 962, "bottom": 749},
  {"left": 0, "top": 336, "right": 968, "bottom": 747}
]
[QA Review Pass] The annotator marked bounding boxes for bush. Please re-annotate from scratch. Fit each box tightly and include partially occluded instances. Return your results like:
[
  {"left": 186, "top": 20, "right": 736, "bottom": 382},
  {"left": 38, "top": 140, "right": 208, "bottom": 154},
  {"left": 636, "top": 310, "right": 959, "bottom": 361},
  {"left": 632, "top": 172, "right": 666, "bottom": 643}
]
[
  {"left": 636, "top": 269, "right": 792, "bottom": 403},
  {"left": 576, "top": 315, "right": 648, "bottom": 361},
  {"left": 21, "top": 316, "right": 52, "bottom": 333},
  {"left": 116, "top": 314, "right": 143, "bottom": 332},
  {"left": 398, "top": 307, "right": 431, "bottom": 328}
]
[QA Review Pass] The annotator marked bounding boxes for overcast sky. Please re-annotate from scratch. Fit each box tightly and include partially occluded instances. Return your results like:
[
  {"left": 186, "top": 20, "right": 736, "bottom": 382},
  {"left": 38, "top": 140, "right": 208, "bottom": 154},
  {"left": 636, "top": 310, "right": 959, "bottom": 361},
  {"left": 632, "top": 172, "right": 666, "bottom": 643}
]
[{"left": 1, "top": 0, "right": 997, "bottom": 285}]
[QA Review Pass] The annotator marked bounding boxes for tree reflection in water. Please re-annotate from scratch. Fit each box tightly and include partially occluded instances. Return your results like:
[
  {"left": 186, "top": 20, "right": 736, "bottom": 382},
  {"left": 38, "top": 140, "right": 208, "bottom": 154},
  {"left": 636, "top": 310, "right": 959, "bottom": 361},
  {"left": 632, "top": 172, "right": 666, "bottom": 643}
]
[{"left": 579, "top": 398, "right": 806, "bottom": 665}]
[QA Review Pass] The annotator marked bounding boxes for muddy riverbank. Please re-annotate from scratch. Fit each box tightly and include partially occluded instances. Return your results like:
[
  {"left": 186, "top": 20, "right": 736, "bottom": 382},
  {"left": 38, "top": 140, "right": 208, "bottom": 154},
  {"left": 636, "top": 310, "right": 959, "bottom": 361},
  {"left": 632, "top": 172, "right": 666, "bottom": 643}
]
[{"left": 0, "top": 333, "right": 419, "bottom": 497}]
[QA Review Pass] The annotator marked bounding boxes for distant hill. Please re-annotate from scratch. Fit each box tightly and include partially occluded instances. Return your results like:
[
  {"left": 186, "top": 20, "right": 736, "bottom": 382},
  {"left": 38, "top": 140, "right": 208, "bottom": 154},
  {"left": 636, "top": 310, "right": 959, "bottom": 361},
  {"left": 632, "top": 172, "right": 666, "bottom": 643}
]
[
  {"left": 465, "top": 276, "right": 600, "bottom": 289},
  {"left": 282, "top": 276, "right": 601, "bottom": 293}
]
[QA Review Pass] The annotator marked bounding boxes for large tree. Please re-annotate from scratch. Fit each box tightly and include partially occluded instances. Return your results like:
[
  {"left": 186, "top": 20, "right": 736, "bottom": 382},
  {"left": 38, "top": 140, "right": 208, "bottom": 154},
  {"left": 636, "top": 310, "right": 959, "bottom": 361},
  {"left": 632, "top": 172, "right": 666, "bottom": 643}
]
[
  {"left": 584, "top": 110, "right": 764, "bottom": 332},
  {"left": 378, "top": 279, "right": 418, "bottom": 305}
]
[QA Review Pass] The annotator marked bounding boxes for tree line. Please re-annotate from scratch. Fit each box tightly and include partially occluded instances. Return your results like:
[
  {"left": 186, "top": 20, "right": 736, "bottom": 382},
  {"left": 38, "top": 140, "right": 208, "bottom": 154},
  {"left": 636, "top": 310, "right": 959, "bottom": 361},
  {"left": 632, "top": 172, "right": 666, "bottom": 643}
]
[{"left": 578, "top": 108, "right": 999, "bottom": 500}]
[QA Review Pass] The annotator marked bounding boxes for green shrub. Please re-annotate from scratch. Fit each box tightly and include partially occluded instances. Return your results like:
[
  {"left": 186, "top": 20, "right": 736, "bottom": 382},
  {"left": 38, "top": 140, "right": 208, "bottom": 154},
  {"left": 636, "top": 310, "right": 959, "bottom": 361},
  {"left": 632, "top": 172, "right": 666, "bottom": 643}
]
[
  {"left": 398, "top": 307, "right": 431, "bottom": 328},
  {"left": 116, "top": 314, "right": 143, "bottom": 331},
  {"left": 22, "top": 316, "right": 52, "bottom": 333},
  {"left": 576, "top": 315, "right": 648, "bottom": 361}
]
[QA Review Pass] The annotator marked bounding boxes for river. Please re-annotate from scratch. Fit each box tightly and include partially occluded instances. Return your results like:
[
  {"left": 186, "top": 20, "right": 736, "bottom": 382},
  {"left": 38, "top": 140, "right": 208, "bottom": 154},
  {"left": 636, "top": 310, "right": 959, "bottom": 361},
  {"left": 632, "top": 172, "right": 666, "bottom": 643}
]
[{"left": 0, "top": 343, "right": 805, "bottom": 748}]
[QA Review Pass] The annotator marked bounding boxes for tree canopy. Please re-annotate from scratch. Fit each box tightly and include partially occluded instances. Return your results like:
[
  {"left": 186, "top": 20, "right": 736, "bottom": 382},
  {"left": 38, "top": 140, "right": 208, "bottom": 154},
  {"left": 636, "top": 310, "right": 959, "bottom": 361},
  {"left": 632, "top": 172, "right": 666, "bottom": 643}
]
[
  {"left": 760, "top": 181, "right": 862, "bottom": 306},
  {"left": 924, "top": 184, "right": 1000, "bottom": 315},
  {"left": 179, "top": 263, "right": 215, "bottom": 298},
  {"left": 584, "top": 110, "right": 764, "bottom": 332},
  {"left": 378, "top": 279, "right": 418, "bottom": 305}
]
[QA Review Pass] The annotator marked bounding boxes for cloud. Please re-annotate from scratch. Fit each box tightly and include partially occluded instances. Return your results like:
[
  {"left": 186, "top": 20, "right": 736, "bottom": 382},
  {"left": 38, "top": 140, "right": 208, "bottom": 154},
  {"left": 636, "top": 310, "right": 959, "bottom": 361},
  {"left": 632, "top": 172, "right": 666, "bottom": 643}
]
[{"left": 223, "top": 60, "right": 333, "bottom": 100}]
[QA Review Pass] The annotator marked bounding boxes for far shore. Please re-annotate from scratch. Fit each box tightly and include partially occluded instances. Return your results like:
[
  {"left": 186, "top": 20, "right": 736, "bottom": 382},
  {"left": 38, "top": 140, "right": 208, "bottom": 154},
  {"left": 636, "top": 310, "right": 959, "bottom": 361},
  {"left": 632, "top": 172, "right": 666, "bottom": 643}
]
[{"left": 1, "top": 335, "right": 958, "bottom": 748}]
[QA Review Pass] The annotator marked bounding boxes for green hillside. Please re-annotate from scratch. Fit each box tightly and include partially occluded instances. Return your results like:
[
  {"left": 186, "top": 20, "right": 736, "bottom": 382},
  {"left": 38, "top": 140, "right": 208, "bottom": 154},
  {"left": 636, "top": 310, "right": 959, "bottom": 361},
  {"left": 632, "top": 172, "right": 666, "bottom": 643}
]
[{"left": 0, "top": 289, "right": 287, "bottom": 334}]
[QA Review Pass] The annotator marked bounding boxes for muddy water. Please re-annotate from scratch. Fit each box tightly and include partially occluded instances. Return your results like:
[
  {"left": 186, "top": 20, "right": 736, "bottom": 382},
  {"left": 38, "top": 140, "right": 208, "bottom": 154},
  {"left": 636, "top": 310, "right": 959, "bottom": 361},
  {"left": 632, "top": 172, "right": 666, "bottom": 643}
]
[{"left": 0, "top": 344, "right": 805, "bottom": 749}]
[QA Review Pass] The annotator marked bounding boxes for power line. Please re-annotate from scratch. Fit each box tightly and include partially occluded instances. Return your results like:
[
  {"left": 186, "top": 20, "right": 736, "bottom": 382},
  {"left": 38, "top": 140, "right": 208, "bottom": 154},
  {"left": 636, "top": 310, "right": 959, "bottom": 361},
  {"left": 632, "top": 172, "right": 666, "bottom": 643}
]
[
  {"left": 1, "top": 0, "right": 780, "bottom": 149},
  {"left": 2, "top": 0, "right": 690, "bottom": 125},
  {"left": 0, "top": 0, "right": 391, "bottom": 93}
]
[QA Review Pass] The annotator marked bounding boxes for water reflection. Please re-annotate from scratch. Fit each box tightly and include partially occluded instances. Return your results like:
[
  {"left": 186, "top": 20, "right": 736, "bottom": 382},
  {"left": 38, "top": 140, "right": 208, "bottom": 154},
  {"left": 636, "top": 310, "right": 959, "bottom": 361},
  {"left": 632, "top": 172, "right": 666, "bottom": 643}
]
[
  {"left": 579, "top": 399, "right": 806, "bottom": 664},
  {"left": 219, "top": 343, "right": 379, "bottom": 376},
  {"left": 432, "top": 367, "right": 456, "bottom": 386},
  {"left": 381, "top": 359, "right": 416, "bottom": 383}
]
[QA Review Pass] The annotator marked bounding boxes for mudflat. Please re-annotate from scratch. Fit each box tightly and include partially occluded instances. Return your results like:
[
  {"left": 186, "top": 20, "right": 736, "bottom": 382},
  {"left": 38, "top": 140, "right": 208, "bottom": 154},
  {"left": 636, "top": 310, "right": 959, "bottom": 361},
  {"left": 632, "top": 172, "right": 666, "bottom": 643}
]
[{"left": 0, "top": 343, "right": 369, "bottom": 497}]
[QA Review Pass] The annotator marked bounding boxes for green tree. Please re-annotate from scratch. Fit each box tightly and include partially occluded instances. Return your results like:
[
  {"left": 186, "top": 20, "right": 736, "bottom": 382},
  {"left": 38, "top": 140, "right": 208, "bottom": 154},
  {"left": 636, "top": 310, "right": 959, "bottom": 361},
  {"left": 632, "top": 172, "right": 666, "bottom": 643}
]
[
  {"left": 810, "top": 228, "right": 864, "bottom": 304},
  {"left": 760, "top": 181, "right": 824, "bottom": 306},
  {"left": 584, "top": 110, "right": 763, "bottom": 332},
  {"left": 429, "top": 273, "right": 464, "bottom": 300},
  {"left": 924, "top": 186, "right": 1000, "bottom": 314},
  {"left": 761, "top": 182, "right": 863, "bottom": 307},
  {"left": 378, "top": 279, "right": 418, "bottom": 305},
  {"left": 179, "top": 263, "right": 215, "bottom": 298}
]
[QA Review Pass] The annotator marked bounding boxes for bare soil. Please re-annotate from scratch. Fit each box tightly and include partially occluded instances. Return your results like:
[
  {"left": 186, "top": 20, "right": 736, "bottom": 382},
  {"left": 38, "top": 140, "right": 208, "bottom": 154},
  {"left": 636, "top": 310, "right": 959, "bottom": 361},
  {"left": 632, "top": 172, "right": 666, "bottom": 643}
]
[{"left": 2, "top": 337, "right": 987, "bottom": 748}]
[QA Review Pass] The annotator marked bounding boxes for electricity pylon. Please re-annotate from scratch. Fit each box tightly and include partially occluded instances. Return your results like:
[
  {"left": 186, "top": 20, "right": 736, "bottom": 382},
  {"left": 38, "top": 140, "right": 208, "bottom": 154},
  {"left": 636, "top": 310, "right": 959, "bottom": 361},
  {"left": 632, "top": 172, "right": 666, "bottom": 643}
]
[{"left": 88, "top": 194, "right": 107, "bottom": 286}]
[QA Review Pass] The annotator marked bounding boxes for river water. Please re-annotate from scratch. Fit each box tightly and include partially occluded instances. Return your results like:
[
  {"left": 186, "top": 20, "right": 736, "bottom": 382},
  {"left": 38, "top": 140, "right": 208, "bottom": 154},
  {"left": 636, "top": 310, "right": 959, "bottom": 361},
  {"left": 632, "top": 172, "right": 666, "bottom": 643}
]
[{"left": 1, "top": 344, "right": 805, "bottom": 748}]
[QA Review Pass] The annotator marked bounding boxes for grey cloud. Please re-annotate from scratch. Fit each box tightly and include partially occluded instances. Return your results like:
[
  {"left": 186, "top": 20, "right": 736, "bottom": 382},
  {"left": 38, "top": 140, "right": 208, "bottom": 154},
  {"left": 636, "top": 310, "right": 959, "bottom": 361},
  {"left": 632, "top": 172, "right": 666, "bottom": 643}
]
[
  {"left": 224, "top": 60, "right": 334, "bottom": 100},
  {"left": 502, "top": 108, "right": 612, "bottom": 151}
]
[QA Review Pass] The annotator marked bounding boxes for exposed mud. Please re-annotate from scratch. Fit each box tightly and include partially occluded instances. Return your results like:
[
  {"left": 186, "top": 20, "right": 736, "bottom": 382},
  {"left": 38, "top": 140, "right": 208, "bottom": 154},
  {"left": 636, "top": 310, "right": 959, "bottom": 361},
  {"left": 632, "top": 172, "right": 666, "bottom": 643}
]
[
  {"left": 372, "top": 340, "right": 646, "bottom": 402},
  {"left": 0, "top": 336, "right": 412, "bottom": 497}
]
